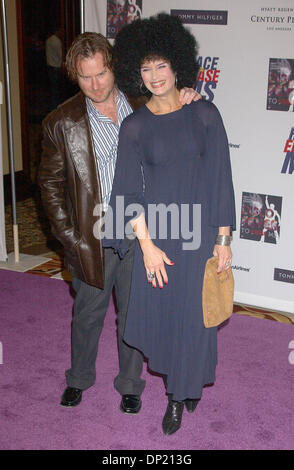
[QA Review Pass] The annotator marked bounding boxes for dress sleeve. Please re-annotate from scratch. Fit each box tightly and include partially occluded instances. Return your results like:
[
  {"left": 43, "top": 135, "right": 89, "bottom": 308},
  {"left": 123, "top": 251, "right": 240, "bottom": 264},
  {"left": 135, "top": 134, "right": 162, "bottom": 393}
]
[
  {"left": 207, "top": 105, "right": 236, "bottom": 231},
  {"left": 102, "top": 116, "right": 146, "bottom": 257}
]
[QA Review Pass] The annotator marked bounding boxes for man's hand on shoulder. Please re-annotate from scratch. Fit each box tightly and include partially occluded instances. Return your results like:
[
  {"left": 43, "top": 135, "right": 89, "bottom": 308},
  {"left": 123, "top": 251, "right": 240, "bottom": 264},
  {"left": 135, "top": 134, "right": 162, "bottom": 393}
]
[{"left": 179, "top": 88, "right": 202, "bottom": 105}]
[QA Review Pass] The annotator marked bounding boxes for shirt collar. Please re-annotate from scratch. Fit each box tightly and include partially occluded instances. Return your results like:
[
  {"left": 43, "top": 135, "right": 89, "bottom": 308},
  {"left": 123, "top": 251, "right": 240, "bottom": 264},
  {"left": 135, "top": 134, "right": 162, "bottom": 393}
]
[{"left": 86, "top": 88, "right": 128, "bottom": 124}]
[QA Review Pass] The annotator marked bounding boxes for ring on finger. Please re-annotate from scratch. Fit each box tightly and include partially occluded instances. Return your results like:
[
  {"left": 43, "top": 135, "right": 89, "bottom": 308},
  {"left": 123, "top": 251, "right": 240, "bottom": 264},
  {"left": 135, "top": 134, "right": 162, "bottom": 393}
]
[
  {"left": 147, "top": 271, "right": 156, "bottom": 282},
  {"left": 225, "top": 260, "right": 231, "bottom": 267}
]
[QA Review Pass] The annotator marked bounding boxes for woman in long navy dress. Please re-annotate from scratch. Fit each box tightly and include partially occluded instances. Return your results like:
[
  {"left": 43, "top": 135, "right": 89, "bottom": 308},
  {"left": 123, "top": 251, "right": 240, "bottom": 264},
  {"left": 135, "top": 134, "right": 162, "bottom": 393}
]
[{"left": 104, "top": 13, "right": 236, "bottom": 435}]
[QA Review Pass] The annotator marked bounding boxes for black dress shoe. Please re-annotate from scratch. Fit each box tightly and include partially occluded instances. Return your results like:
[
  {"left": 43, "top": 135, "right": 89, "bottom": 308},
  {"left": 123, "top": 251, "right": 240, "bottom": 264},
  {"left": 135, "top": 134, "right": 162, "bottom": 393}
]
[
  {"left": 120, "top": 394, "right": 142, "bottom": 414},
  {"left": 162, "top": 400, "right": 184, "bottom": 435},
  {"left": 60, "top": 387, "right": 83, "bottom": 407},
  {"left": 184, "top": 399, "right": 200, "bottom": 413}
]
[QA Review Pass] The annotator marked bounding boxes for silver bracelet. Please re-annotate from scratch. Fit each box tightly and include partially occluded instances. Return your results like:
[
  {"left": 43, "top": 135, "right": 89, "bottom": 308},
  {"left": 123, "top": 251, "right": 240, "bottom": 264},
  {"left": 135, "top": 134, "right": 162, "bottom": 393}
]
[{"left": 215, "top": 235, "right": 232, "bottom": 246}]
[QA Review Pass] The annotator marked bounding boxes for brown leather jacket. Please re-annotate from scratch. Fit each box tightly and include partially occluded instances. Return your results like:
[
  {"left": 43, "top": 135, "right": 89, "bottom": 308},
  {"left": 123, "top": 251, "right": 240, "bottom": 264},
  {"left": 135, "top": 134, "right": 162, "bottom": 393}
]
[{"left": 38, "top": 92, "right": 105, "bottom": 288}]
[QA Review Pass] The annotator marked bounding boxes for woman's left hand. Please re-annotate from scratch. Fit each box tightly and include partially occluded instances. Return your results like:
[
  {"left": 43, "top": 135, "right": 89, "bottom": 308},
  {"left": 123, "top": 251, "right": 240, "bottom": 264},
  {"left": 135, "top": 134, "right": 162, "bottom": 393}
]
[
  {"left": 179, "top": 88, "right": 202, "bottom": 105},
  {"left": 213, "top": 245, "right": 232, "bottom": 273}
]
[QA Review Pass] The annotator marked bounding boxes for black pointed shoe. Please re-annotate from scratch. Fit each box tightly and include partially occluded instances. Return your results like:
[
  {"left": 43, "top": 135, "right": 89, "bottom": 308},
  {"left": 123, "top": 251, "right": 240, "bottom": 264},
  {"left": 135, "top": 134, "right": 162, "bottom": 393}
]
[
  {"left": 60, "top": 387, "right": 83, "bottom": 407},
  {"left": 184, "top": 399, "right": 200, "bottom": 413},
  {"left": 162, "top": 400, "right": 184, "bottom": 435},
  {"left": 120, "top": 394, "right": 142, "bottom": 414}
]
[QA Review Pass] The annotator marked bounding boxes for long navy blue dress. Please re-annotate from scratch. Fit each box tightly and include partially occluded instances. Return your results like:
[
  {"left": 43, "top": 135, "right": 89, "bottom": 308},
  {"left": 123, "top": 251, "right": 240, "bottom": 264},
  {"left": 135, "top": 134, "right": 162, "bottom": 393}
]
[{"left": 105, "top": 100, "right": 236, "bottom": 401}]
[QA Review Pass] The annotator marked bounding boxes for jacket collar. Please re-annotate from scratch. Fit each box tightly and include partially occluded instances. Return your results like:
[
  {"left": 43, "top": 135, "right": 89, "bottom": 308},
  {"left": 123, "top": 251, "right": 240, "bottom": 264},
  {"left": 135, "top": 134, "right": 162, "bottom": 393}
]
[{"left": 61, "top": 91, "right": 88, "bottom": 125}]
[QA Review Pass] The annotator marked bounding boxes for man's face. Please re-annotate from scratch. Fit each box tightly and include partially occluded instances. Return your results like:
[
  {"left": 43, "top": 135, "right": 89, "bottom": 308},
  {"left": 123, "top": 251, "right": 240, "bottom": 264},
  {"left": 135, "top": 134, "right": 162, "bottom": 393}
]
[{"left": 76, "top": 52, "right": 115, "bottom": 107}]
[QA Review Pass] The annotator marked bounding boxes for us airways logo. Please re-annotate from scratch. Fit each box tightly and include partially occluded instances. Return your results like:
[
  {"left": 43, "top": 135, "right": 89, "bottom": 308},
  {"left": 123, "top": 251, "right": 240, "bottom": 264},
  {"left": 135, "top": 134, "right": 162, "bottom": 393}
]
[
  {"left": 282, "top": 128, "right": 294, "bottom": 174},
  {"left": 195, "top": 56, "right": 220, "bottom": 102}
]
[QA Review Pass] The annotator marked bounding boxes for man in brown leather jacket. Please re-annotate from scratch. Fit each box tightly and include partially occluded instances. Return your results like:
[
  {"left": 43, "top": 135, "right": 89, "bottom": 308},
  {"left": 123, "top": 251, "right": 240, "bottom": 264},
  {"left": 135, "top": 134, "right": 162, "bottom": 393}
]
[{"left": 39, "top": 32, "right": 199, "bottom": 413}]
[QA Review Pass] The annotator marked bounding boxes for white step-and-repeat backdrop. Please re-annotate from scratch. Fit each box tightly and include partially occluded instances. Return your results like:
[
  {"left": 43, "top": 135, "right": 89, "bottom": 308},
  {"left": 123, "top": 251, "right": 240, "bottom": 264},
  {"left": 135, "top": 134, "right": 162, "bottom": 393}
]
[{"left": 85, "top": 0, "right": 294, "bottom": 314}]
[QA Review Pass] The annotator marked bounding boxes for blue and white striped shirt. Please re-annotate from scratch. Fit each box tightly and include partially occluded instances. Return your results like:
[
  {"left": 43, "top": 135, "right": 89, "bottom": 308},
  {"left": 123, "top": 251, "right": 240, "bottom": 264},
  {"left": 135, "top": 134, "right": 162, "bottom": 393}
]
[{"left": 86, "top": 89, "right": 133, "bottom": 211}]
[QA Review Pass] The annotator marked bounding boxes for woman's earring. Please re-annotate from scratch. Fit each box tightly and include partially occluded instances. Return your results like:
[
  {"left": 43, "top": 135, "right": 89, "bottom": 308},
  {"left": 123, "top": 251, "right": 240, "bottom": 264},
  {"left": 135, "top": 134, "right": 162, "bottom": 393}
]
[
  {"left": 140, "top": 80, "right": 148, "bottom": 94},
  {"left": 175, "top": 75, "right": 178, "bottom": 88}
]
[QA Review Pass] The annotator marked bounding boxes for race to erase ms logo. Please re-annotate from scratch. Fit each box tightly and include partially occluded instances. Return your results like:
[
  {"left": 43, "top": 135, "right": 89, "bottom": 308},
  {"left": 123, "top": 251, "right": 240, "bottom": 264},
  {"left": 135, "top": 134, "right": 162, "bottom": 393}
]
[
  {"left": 170, "top": 11, "right": 225, "bottom": 102},
  {"left": 281, "top": 127, "right": 294, "bottom": 174},
  {"left": 195, "top": 56, "right": 221, "bottom": 102}
]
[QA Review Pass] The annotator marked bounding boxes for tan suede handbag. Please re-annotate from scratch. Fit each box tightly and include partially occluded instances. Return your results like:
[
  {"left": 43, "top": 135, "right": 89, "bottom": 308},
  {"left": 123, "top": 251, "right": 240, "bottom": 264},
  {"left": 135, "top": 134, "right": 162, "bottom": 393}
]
[{"left": 202, "top": 256, "right": 234, "bottom": 328}]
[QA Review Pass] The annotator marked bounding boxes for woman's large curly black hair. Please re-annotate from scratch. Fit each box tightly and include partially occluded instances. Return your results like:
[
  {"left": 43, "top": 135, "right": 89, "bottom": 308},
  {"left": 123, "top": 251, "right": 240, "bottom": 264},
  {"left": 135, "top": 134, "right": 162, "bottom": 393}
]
[{"left": 113, "top": 13, "right": 199, "bottom": 97}]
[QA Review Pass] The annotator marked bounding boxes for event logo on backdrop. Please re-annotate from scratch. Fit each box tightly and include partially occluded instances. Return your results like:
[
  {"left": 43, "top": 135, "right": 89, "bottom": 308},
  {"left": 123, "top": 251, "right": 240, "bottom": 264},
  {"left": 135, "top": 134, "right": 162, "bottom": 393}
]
[
  {"left": 106, "top": 0, "right": 142, "bottom": 38},
  {"left": 281, "top": 127, "right": 294, "bottom": 174},
  {"left": 171, "top": 9, "right": 226, "bottom": 101},
  {"left": 274, "top": 268, "right": 294, "bottom": 284},
  {"left": 267, "top": 58, "right": 294, "bottom": 111},
  {"left": 195, "top": 56, "right": 221, "bottom": 102},
  {"left": 170, "top": 10, "right": 228, "bottom": 25},
  {"left": 232, "top": 265, "right": 251, "bottom": 273},
  {"left": 250, "top": 6, "right": 294, "bottom": 32},
  {"left": 240, "top": 192, "right": 282, "bottom": 244}
]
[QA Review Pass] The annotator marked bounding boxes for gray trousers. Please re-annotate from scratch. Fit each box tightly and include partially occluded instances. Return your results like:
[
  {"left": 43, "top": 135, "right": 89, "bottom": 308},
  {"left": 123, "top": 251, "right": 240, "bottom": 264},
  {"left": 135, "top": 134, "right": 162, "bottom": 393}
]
[{"left": 65, "top": 243, "right": 145, "bottom": 396}]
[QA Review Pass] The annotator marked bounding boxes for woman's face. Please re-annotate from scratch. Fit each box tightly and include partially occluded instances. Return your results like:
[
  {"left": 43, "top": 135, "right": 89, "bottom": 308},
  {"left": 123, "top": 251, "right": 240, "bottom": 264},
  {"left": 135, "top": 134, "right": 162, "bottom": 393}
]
[{"left": 140, "top": 59, "right": 176, "bottom": 97}]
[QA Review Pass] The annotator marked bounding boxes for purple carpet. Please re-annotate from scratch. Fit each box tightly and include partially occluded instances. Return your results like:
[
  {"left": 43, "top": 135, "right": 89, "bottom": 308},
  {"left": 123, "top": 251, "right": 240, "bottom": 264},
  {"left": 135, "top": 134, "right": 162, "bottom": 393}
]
[{"left": 0, "top": 269, "right": 293, "bottom": 450}]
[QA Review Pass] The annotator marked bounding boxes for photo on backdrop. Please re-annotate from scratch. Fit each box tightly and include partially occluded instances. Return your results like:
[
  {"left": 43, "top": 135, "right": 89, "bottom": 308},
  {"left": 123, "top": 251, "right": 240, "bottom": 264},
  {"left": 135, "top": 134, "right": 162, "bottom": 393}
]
[
  {"left": 240, "top": 192, "right": 282, "bottom": 245},
  {"left": 106, "top": 0, "right": 142, "bottom": 38},
  {"left": 267, "top": 58, "right": 294, "bottom": 111}
]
